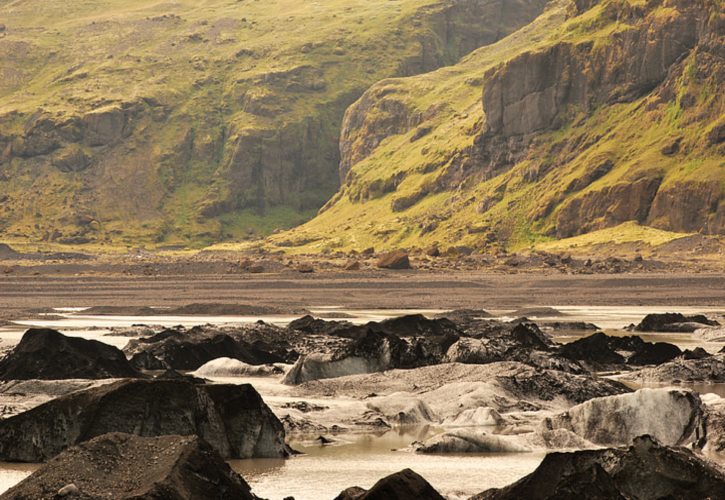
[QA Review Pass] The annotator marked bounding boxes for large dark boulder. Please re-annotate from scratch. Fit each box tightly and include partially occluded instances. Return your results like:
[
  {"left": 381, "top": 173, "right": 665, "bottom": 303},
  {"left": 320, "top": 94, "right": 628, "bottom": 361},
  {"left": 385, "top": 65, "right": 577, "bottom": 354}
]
[
  {"left": 474, "top": 435, "right": 725, "bottom": 500},
  {"left": 335, "top": 468, "right": 444, "bottom": 500},
  {"left": 0, "top": 329, "right": 141, "bottom": 380},
  {"left": 559, "top": 332, "right": 681, "bottom": 368},
  {"left": 0, "top": 433, "right": 254, "bottom": 500},
  {"left": 634, "top": 313, "right": 719, "bottom": 332},
  {"left": 376, "top": 250, "right": 412, "bottom": 269},
  {"left": 125, "top": 327, "right": 285, "bottom": 370},
  {"left": 0, "top": 379, "right": 289, "bottom": 461}
]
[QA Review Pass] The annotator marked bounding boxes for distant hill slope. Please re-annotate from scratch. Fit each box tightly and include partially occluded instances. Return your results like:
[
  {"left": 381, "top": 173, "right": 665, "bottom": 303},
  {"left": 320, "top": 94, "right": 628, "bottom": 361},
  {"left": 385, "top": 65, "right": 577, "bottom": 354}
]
[
  {"left": 0, "top": 0, "right": 547, "bottom": 247},
  {"left": 271, "top": 0, "right": 724, "bottom": 254}
]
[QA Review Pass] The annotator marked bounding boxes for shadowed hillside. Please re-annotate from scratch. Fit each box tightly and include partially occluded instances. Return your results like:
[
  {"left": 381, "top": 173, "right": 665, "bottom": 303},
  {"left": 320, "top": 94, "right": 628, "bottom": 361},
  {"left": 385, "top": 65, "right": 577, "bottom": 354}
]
[{"left": 0, "top": 0, "right": 547, "bottom": 247}]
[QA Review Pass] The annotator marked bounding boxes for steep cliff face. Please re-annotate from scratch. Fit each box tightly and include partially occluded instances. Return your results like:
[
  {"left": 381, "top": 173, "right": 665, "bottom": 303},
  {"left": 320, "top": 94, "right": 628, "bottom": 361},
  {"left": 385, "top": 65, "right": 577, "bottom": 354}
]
[
  {"left": 0, "top": 0, "right": 548, "bottom": 246},
  {"left": 275, "top": 0, "right": 723, "bottom": 253}
]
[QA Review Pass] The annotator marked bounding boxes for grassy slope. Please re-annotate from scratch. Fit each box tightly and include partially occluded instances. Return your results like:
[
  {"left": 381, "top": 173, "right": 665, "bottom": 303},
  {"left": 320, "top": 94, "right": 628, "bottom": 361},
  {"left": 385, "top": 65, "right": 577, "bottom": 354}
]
[
  {"left": 1, "top": 0, "right": 512, "bottom": 248},
  {"left": 268, "top": 0, "right": 724, "bottom": 255}
]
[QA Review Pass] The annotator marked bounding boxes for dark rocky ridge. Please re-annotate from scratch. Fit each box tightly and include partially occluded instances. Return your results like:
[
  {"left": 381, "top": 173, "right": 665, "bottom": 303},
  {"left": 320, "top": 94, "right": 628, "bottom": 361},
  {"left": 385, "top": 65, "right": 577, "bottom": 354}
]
[
  {"left": 473, "top": 435, "right": 725, "bottom": 500},
  {"left": 633, "top": 312, "right": 719, "bottom": 332},
  {"left": 0, "top": 379, "right": 289, "bottom": 461},
  {"left": 0, "top": 329, "right": 141, "bottom": 380},
  {"left": 0, "top": 433, "right": 254, "bottom": 500},
  {"left": 124, "top": 325, "right": 292, "bottom": 370},
  {"left": 559, "top": 331, "right": 683, "bottom": 370}
]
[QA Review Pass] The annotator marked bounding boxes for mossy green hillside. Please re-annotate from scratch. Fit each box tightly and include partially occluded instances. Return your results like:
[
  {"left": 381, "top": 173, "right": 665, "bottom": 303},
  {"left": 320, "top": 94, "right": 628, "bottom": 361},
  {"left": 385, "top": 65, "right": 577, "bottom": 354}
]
[
  {"left": 269, "top": 0, "right": 724, "bottom": 254},
  {"left": 0, "top": 0, "right": 547, "bottom": 248}
]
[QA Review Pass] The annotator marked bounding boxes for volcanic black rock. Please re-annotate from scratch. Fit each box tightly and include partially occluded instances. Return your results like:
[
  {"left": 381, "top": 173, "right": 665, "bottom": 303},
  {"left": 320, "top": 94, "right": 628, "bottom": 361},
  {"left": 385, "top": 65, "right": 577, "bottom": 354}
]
[
  {"left": 559, "top": 332, "right": 681, "bottom": 369},
  {"left": 474, "top": 435, "right": 725, "bottom": 500},
  {"left": 634, "top": 313, "right": 719, "bottom": 332},
  {"left": 0, "top": 379, "right": 289, "bottom": 461},
  {"left": 0, "top": 329, "right": 141, "bottom": 380},
  {"left": 125, "top": 326, "right": 285, "bottom": 370},
  {"left": 0, "top": 433, "right": 254, "bottom": 500},
  {"left": 336, "top": 468, "right": 444, "bottom": 500}
]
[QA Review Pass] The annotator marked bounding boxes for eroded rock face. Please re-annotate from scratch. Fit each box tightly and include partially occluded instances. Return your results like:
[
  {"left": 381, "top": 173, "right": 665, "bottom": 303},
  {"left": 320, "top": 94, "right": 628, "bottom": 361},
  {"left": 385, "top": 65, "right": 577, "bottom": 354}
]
[
  {"left": 335, "top": 468, "right": 444, "bottom": 500},
  {"left": 539, "top": 389, "right": 706, "bottom": 448},
  {"left": 0, "top": 433, "right": 254, "bottom": 500},
  {"left": 0, "top": 329, "right": 141, "bottom": 380},
  {"left": 0, "top": 379, "right": 289, "bottom": 461},
  {"left": 474, "top": 435, "right": 725, "bottom": 500}
]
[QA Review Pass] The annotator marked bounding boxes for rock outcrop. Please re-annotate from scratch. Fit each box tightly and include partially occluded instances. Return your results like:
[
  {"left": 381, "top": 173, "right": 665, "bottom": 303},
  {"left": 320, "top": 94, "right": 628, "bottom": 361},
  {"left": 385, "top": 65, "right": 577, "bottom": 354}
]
[
  {"left": 0, "top": 433, "right": 254, "bottom": 500},
  {"left": 0, "top": 329, "right": 141, "bottom": 380},
  {"left": 559, "top": 332, "right": 681, "bottom": 369},
  {"left": 125, "top": 326, "right": 287, "bottom": 370},
  {"left": 335, "top": 468, "right": 444, "bottom": 500},
  {"left": 539, "top": 389, "right": 706, "bottom": 448},
  {"left": 634, "top": 312, "right": 719, "bottom": 332},
  {"left": 474, "top": 435, "right": 725, "bottom": 500},
  {"left": 0, "top": 379, "right": 289, "bottom": 461}
]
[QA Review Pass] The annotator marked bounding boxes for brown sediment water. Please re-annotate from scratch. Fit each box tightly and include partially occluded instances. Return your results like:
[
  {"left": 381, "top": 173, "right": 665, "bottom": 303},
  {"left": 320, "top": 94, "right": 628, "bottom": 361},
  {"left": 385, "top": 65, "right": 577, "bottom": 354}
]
[{"left": 231, "top": 430, "right": 547, "bottom": 500}]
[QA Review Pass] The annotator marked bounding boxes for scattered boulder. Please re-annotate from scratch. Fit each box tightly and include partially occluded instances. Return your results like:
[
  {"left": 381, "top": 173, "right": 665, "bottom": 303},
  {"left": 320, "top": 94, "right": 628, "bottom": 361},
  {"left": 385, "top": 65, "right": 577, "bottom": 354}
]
[
  {"left": 296, "top": 263, "right": 315, "bottom": 273},
  {"left": 376, "top": 250, "right": 412, "bottom": 270},
  {"left": 344, "top": 260, "right": 361, "bottom": 271},
  {"left": 473, "top": 435, "right": 725, "bottom": 500},
  {"left": 0, "top": 379, "right": 290, "bottom": 461},
  {"left": 634, "top": 312, "right": 719, "bottom": 332},
  {"left": 0, "top": 433, "right": 254, "bottom": 500},
  {"left": 335, "top": 468, "right": 444, "bottom": 500},
  {"left": 426, "top": 245, "right": 440, "bottom": 257},
  {"left": 0, "top": 329, "right": 141, "bottom": 380},
  {"left": 539, "top": 389, "right": 705, "bottom": 448},
  {"left": 0, "top": 243, "right": 20, "bottom": 260}
]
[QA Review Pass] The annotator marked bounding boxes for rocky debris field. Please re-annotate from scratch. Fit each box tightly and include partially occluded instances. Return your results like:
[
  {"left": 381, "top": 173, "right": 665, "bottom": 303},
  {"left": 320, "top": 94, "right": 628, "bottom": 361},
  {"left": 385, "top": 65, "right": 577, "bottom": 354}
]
[{"left": 0, "top": 306, "right": 723, "bottom": 498}]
